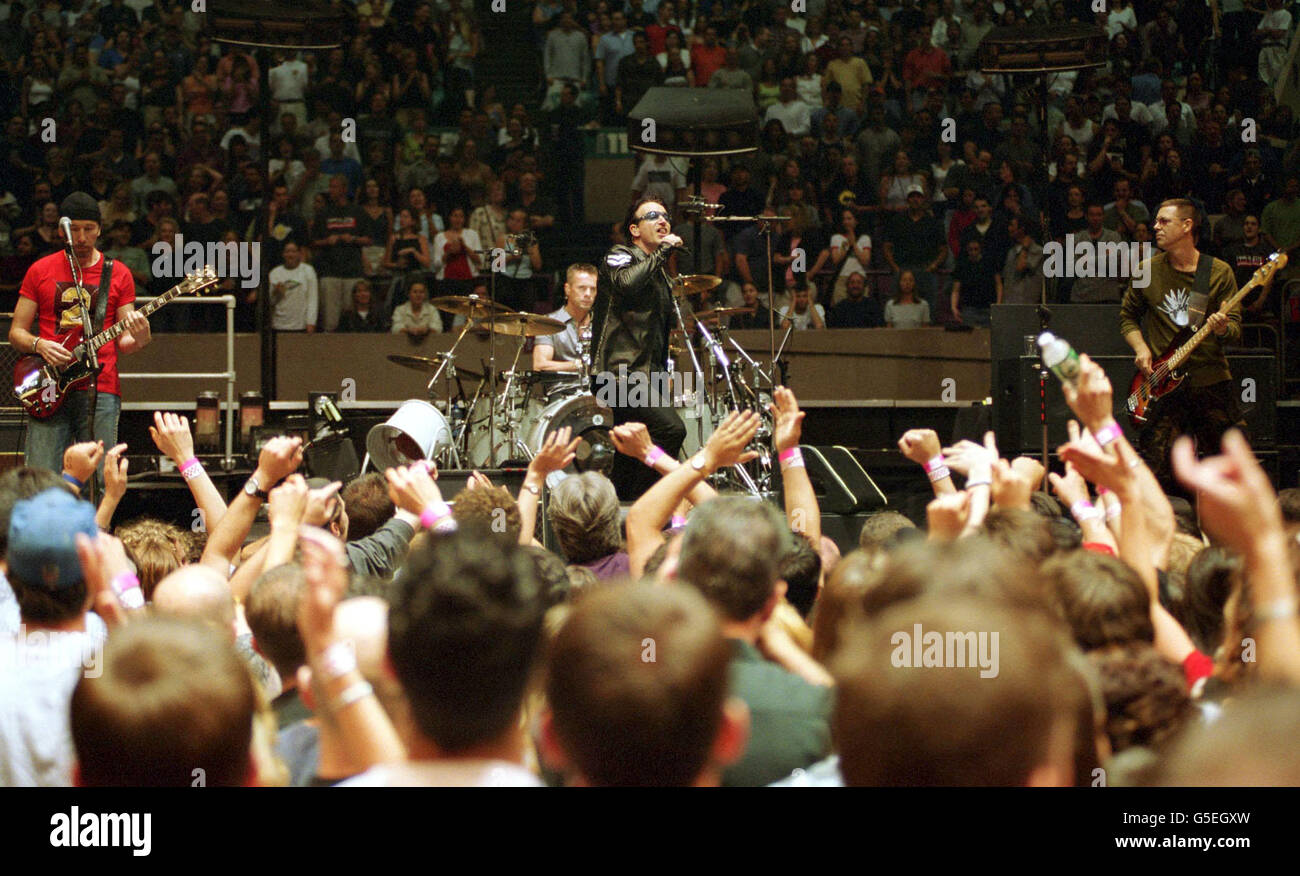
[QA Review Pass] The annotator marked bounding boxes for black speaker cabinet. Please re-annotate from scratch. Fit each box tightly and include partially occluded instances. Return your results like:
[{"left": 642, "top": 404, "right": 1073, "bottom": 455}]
[{"left": 1005, "top": 355, "right": 1275, "bottom": 453}]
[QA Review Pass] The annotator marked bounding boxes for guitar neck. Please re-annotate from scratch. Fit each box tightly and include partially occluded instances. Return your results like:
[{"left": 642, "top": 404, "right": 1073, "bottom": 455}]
[
  {"left": 1163, "top": 273, "right": 1262, "bottom": 372},
  {"left": 85, "top": 287, "right": 175, "bottom": 352}
]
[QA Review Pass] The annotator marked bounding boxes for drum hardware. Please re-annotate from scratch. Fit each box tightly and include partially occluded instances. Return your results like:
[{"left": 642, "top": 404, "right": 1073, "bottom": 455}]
[{"left": 670, "top": 274, "right": 723, "bottom": 298}]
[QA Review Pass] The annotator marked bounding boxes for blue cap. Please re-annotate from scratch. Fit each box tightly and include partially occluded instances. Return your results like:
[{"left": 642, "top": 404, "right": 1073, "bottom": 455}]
[{"left": 7, "top": 488, "right": 99, "bottom": 592}]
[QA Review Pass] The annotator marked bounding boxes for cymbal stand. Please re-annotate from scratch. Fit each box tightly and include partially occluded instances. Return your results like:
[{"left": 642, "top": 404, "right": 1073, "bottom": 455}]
[{"left": 669, "top": 291, "right": 710, "bottom": 454}]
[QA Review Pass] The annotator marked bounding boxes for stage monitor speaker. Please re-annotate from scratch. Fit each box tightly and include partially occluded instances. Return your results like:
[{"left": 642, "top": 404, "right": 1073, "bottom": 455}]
[
  {"left": 978, "top": 23, "right": 1108, "bottom": 73},
  {"left": 1007, "top": 355, "right": 1275, "bottom": 453},
  {"left": 796, "top": 445, "right": 888, "bottom": 514},
  {"left": 305, "top": 434, "right": 360, "bottom": 483},
  {"left": 626, "top": 87, "right": 759, "bottom": 156}
]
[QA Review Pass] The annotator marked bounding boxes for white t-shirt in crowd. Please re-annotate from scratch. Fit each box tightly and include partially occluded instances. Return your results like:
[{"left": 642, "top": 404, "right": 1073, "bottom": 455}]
[
  {"left": 778, "top": 303, "right": 825, "bottom": 329},
  {"left": 268, "top": 261, "right": 319, "bottom": 330},
  {"left": 831, "top": 233, "right": 872, "bottom": 278},
  {"left": 632, "top": 157, "right": 687, "bottom": 207}
]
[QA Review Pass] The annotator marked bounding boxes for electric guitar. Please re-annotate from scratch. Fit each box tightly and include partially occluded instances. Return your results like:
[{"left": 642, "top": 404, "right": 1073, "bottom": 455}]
[
  {"left": 13, "top": 267, "right": 219, "bottom": 419},
  {"left": 1126, "top": 252, "right": 1287, "bottom": 426}
]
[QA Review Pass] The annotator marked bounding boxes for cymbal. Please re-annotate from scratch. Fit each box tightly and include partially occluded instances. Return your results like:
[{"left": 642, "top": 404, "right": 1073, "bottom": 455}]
[
  {"left": 387, "top": 353, "right": 483, "bottom": 380},
  {"left": 482, "top": 312, "right": 566, "bottom": 337},
  {"left": 431, "top": 294, "right": 518, "bottom": 319},
  {"left": 696, "top": 306, "right": 755, "bottom": 320},
  {"left": 672, "top": 274, "right": 722, "bottom": 297}
]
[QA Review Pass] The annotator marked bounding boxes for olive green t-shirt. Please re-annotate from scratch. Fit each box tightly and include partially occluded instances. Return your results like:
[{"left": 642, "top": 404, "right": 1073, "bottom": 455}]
[{"left": 1119, "top": 252, "right": 1241, "bottom": 387}]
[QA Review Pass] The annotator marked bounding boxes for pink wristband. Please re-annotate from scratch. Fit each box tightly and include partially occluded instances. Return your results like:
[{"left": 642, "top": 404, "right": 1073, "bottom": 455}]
[
  {"left": 111, "top": 571, "right": 144, "bottom": 610},
  {"left": 644, "top": 445, "right": 665, "bottom": 467},
  {"left": 670, "top": 514, "right": 687, "bottom": 528},
  {"left": 1070, "top": 500, "right": 1100, "bottom": 523},
  {"left": 922, "top": 454, "right": 945, "bottom": 473},
  {"left": 778, "top": 447, "right": 804, "bottom": 469},
  {"left": 1093, "top": 422, "right": 1122, "bottom": 447},
  {"left": 180, "top": 457, "right": 203, "bottom": 480},
  {"left": 419, "top": 501, "right": 454, "bottom": 530}
]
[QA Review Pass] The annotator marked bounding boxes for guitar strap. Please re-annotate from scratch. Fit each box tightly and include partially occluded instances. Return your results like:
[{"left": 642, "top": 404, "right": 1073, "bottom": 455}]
[
  {"left": 1186, "top": 252, "right": 1214, "bottom": 330},
  {"left": 93, "top": 256, "right": 114, "bottom": 336}
]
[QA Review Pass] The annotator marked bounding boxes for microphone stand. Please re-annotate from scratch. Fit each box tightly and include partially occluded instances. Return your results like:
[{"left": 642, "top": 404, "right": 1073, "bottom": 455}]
[{"left": 64, "top": 235, "right": 99, "bottom": 504}]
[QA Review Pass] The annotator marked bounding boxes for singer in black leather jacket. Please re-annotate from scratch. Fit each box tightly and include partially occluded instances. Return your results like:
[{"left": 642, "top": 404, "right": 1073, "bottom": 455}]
[{"left": 592, "top": 198, "right": 688, "bottom": 499}]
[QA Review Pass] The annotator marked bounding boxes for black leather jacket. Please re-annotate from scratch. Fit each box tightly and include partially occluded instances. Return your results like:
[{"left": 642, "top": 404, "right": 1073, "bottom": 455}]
[{"left": 592, "top": 242, "right": 676, "bottom": 376}]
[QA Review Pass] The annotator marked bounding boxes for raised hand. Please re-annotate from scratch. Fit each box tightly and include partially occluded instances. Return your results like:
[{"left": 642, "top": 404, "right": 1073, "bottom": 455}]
[
  {"left": 148, "top": 410, "right": 195, "bottom": 465},
  {"left": 769, "top": 386, "right": 805, "bottom": 453},
  {"left": 103, "top": 443, "right": 129, "bottom": 501},
  {"left": 268, "top": 473, "right": 310, "bottom": 529},
  {"left": 530, "top": 426, "right": 580, "bottom": 477},
  {"left": 1061, "top": 354, "right": 1115, "bottom": 434},
  {"left": 991, "top": 457, "right": 1034, "bottom": 510},
  {"left": 1172, "top": 430, "right": 1284, "bottom": 555},
  {"left": 63, "top": 440, "right": 104, "bottom": 483},
  {"left": 898, "top": 428, "right": 942, "bottom": 466},
  {"left": 942, "top": 431, "right": 998, "bottom": 479},
  {"left": 703, "top": 409, "right": 761, "bottom": 471},
  {"left": 385, "top": 461, "right": 444, "bottom": 515},
  {"left": 610, "top": 422, "right": 653, "bottom": 459},
  {"left": 1047, "top": 460, "right": 1091, "bottom": 509},
  {"left": 255, "top": 435, "right": 304, "bottom": 485},
  {"left": 304, "top": 479, "right": 344, "bottom": 527},
  {"left": 927, "top": 490, "right": 971, "bottom": 540}
]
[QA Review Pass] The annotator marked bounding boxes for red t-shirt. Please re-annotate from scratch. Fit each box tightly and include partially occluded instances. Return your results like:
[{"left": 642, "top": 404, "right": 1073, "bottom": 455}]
[
  {"left": 691, "top": 44, "right": 726, "bottom": 88},
  {"left": 19, "top": 250, "right": 136, "bottom": 396}
]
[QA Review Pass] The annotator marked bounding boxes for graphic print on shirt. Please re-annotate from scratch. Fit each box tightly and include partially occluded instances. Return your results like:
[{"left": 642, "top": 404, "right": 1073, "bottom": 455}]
[
  {"left": 55, "top": 281, "right": 96, "bottom": 332},
  {"left": 1158, "top": 287, "right": 1191, "bottom": 327}
]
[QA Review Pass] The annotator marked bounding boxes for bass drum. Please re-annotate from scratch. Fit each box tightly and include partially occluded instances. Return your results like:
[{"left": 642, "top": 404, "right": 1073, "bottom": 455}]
[
  {"left": 529, "top": 393, "right": 616, "bottom": 478},
  {"left": 465, "top": 393, "right": 543, "bottom": 468}
]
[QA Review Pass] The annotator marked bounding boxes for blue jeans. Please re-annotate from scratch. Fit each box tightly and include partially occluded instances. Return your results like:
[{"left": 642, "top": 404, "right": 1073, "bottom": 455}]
[{"left": 25, "top": 390, "right": 120, "bottom": 488}]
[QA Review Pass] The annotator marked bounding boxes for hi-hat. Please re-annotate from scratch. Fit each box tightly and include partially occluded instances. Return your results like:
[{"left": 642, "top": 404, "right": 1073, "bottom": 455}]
[
  {"left": 672, "top": 274, "right": 722, "bottom": 297},
  {"left": 481, "top": 312, "right": 565, "bottom": 337},
  {"left": 387, "top": 353, "right": 483, "bottom": 379},
  {"left": 431, "top": 294, "right": 518, "bottom": 319}
]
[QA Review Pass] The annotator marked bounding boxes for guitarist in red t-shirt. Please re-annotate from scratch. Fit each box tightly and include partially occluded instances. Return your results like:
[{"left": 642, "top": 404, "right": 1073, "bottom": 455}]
[{"left": 8, "top": 193, "right": 152, "bottom": 476}]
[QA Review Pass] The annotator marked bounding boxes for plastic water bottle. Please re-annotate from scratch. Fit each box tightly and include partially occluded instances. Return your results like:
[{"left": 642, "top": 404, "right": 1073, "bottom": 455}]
[{"left": 1037, "top": 332, "right": 1081, "bottom": 387}]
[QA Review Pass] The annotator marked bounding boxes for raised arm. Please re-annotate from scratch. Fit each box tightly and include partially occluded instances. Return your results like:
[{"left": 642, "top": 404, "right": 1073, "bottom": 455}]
[
  {"left": 626, "top": 410, "right": 760, "bottom": 577},
  {"left": 149, "top": 411, "right": 227, "bottom": 532},
  {"left": 517, "top": 428, "right": 580, "bottom": 546},
  {"left": 610, "top": 421, "right": 717, "bottom": 509},
  {"left": 200, "top": 436, "right": 303, "bottom": 576},
  {"left": 770, "top": 387, "right": 821, "bottom": 545}
]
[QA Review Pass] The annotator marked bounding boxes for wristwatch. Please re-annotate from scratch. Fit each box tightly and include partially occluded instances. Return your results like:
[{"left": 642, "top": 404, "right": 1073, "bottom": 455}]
[
  {"left": 244, "top": 474, "right": 269, "bottom": 501},
  {"left": 521, "top": 482, "right": 541, "bottom": 496},
  {"left": 690, "top": 452, "right": 709, "bottom": 473}
]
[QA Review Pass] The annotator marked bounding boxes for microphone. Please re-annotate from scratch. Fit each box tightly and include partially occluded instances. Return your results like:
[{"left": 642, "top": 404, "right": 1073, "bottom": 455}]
[{"left": 59, "top": 217, "right": 74, "bottom": 248}]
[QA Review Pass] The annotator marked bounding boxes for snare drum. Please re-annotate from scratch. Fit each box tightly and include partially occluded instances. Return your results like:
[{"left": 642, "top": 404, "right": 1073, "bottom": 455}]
[{"left": 529, "top": 393, "right": 615, "bottom": 477}]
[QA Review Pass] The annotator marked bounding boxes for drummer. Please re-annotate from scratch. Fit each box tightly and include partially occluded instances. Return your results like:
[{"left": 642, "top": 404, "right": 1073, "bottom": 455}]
[{"left": 532, "top": 263, "right": 597, "bottom": 400}]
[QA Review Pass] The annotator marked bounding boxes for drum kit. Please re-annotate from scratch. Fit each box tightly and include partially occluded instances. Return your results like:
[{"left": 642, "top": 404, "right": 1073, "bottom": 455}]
[{"left": 366, "top": 293, "right": 615, "bottom": 478}]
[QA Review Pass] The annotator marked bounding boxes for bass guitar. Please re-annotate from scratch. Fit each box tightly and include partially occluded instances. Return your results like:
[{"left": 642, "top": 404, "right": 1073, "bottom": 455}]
[
  {"left": 1126, "top": 252, "right": 1287, "bottom": 426},
  {"left": 13, "top": 267, "right": 219, "bottom": 419}
]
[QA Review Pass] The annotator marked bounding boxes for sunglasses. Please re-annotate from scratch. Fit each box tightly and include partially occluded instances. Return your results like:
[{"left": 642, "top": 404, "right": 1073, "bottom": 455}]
[{"left": 636, "top": 210, "right": 670, "bottom": 223}]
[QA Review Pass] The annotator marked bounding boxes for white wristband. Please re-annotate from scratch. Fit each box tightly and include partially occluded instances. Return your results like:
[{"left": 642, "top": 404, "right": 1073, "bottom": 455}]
[{"left": 319, "top": 640, "right": 357, "bottom": 682}]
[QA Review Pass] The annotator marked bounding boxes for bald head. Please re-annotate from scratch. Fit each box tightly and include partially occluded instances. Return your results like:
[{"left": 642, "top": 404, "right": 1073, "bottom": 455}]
[{"left": 151, "top": 565, "right": 236, "bottom": 636}]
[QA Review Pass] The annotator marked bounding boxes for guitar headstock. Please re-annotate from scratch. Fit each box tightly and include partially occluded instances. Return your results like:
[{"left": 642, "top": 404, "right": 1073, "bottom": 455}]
[
  {"left": 179, "top": 266, "right": 222, "bottom": 296},
  {"left": 1254, "top": 252, "right": 1289, "bottom": 288}
]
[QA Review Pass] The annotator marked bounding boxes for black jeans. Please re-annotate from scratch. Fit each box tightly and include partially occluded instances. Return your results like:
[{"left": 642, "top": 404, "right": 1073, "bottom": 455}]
[
  {"left": 610, "top": 400, "right": 687, "bottom": 501},
  {"left": 1137, "top": 379, "right": 1246, "bottom": 494}
]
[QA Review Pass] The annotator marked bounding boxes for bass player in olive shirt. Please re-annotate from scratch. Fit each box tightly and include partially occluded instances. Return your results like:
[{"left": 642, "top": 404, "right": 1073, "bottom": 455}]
[{"left": 1119, "top": 199, "right": 1245, "bottom": 488}]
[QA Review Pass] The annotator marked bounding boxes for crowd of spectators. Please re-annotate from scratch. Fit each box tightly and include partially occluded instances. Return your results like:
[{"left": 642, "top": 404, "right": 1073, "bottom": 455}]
[{"left": 3, "top": 355, "right": 1300, "bottom": 787}]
